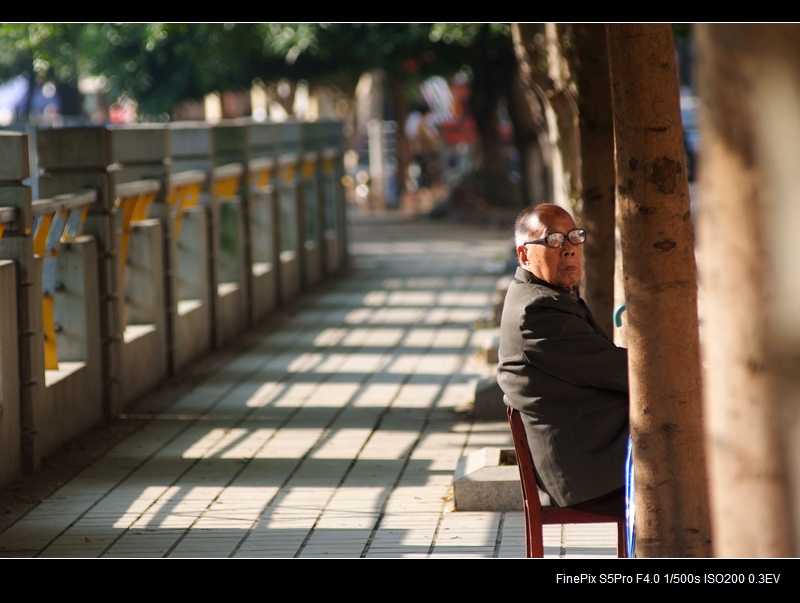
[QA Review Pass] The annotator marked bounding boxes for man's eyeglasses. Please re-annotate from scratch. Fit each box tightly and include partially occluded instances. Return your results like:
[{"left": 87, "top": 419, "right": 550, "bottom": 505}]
[{"left": 524, "top": 228, "right": 586, "bottom": 249}]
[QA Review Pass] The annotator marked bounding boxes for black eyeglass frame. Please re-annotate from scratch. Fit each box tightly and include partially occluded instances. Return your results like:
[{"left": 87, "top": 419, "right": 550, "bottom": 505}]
[{"left": 523, "top": 228, "right": 586, "bottom": 249}]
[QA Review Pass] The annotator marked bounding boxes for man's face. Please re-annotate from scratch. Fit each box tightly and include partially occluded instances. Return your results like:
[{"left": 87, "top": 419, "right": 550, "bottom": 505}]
[{"left": 519, "top": 211, "right": 583, "bottom": 289}]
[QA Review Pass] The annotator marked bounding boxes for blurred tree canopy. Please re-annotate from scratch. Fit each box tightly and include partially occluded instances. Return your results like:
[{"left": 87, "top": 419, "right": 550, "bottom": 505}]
[
  {"left": 0, "top": 23, "right": 511, "bottom": 118},
  {"left": 0, "top": 23, "right": 87, "bottom": 117},
  {"left": 0, "top": 23, "right": 521, "bottom": 206}
]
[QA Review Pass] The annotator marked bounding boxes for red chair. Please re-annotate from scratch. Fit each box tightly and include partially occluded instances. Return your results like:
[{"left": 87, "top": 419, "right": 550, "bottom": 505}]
[{"left": 507, "top": 406, "right": 627, "bottom": 558}]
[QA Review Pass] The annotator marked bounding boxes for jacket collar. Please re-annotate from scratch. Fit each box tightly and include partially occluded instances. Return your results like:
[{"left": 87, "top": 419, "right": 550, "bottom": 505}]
[{"left": 515, "top": 266, "right": 575, "bottom": 296}]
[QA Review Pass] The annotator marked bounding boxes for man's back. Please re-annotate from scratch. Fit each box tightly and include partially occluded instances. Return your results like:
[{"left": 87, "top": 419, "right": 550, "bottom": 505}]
[{"left": 497, "top": 267, "right": 629, "bottom": 507}]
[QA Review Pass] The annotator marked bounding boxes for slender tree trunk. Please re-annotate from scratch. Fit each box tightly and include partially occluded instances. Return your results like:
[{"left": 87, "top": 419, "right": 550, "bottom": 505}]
[
  {"left": 694, "top": 24, "right": 797, "bottom": 557},
  {"left": 547, "top": 23, "right": 582, "bottom": 199},
  {"left": 469, "top": 62, "right": 504, "bottom": 190},
  {"left": 574, "top": 24, "right": 616, "bottom": 336},
  {"left": 512, "top": 23, "right": 580, "bottom": 210},
  {"left": 506, "top": 68, "right": 546, "bottom": 208},
  {"left": 390, "top": 73, "right": 411, "bottom": 204},
  {"left": 468, "top": 30, "right": 523, "bottom": 208},
  {"left": 607, "top": 23, "right": 711, "bottom": 557},
  {"left": 22, "top": 69, "right": 36, "bottom": 121}
]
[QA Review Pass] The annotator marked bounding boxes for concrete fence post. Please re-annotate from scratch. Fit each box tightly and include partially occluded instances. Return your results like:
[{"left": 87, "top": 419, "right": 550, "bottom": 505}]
[
  {"left": 0, "top": 131, "right": 37, "bottom": 476},
  {"left": 277, "top": 120, "right": 304, "bottom": 305},
  {"left": 245, "top": 121, "right": 282, "bottom": 323},
  {"left": 109, "top": 124, "right": 172, "bottom": 404}
]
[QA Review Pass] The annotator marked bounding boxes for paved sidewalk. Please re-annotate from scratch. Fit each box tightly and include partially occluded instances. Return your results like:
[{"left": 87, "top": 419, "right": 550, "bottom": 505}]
[{"left": 0, "top": 210, "right": 620, "bottom": 558}]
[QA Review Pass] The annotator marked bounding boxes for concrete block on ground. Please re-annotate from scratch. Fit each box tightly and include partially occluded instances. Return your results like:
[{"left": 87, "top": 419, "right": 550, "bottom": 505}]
[
  {"left": 493, "top": 274, "right": 510, "bottom": 326},
  {"left": 473, "top": 375, "right": 507, "bottom": 422},
  {"left": 480, "top": 328, "right": 500, "bottom": 364},
  {"left": 453, "top": 447, "right": 521, "bottom": 512}
]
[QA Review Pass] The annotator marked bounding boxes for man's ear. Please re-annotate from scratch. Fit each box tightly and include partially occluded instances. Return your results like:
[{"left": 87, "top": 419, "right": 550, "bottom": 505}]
[{"left": 517, "top": 245, "right": 529, "bottom": 265}]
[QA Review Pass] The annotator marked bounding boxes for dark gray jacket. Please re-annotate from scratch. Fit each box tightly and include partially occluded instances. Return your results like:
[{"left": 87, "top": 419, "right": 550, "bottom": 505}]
[{"left": 496, "top": 267, "right": 629, "bottom": 506}]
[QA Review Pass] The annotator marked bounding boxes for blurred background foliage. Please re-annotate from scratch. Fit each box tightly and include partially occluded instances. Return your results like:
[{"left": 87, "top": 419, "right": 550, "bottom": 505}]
[{"left": 0, "top": 23, "right": 693, "bottom": 215}]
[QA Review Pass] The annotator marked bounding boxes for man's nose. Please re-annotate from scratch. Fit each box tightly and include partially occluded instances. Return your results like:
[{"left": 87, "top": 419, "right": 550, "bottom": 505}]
[{"left": 561, "top": 242, "right": 577, "bottom": 255}]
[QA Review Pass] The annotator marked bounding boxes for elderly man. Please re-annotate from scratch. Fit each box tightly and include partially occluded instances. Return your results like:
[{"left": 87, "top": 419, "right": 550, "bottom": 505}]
[{"left": 496, "top": 203, "right": 629, "bottom": 516}]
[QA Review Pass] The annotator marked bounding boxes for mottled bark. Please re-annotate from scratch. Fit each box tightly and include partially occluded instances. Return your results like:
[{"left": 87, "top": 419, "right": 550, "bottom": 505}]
[
  {"left": 607, "top": 23, "right": 711, "bottom": 557},
  {"left": 694, "top": 23, "right": 798, "bottom": 557}
]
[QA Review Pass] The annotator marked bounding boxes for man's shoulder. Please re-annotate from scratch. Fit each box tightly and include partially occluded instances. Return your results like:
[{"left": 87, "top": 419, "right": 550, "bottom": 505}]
[{"left": 508, "top": 270, "right": 570, "bottom": 306}]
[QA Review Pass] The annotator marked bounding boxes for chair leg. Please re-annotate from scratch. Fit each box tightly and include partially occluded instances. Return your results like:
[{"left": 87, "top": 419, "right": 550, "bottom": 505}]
[
  {"left": 530, "top": 516, "right": 545, "bottom": 558},
  {"left": 617, "top": 521, "right": 627, "bottom": 558}
]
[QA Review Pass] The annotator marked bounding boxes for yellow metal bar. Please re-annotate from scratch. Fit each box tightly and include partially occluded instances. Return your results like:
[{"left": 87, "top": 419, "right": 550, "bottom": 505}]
[
  {"left": 43, "top": 293, "right": 58, "bottom": 370},
  {"left": 33, "top": 213, "right": 54, "bottom": 257},
  {"left": 116, "top": 194, "right": 139, "bottom": 276},
  {"left": 167, "top": 181, "right": 203, "bottom": 241},
  {"left": 31, "top": 190, "right": 94, "bottom": 371},
  {"left": 248, "top": 159, "right": 275, "bottom": 190},
  {"left": 212, "top": 175, "right": 241, "bottom": 197},
  {"left": 0, "top": 223, "right": 4, "bottom": 240},
  {"left": 257, "top": 167, "right": 272, "bottom": 188},
  {"left": 34, "top": 213, "right": 58, "bottom": 369},
  {"left": 185, "top": 182, "right": 202, "bottom": 208},
  {"left": 132, "top": 191, "right": 156, "bottom": 222},
  {"left": 117, "top": 191, "right": 157, "bottom": 327},
  {"left": 282, "top": 164, "right": 297, "bottom": 183},
  {"left": 302, "top": 159, "right": 317, "bottom": 179},
  {"left": 118, "top": 190, "right": 157, "bottom": 265},
  {"left": 117, "top": 200, "right": 134, "bottom": 331}
]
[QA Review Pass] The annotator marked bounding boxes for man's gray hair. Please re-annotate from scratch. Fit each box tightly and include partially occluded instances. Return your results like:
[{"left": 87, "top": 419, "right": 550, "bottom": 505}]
[{"left": 514, "top": 203, "right": 577, "bottom": 247}]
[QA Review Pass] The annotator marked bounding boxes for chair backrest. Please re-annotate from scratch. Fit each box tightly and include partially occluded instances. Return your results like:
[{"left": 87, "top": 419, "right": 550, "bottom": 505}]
[{"left": 507, "top": 406, "right": 546, "bottom": 556}]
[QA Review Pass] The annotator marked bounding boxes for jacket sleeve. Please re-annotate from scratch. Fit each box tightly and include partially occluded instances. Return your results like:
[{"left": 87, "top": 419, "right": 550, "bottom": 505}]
[{"left": 520, "top": 296, "right": 629, "bottom": 393}]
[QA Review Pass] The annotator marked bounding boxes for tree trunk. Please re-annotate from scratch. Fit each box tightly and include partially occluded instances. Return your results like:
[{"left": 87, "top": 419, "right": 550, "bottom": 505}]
[
  {"left": 390, "top": 73, "right": 411, "bottom": 204},
  {"left": 506, "top": 68, "right": 546, "bottom": 208},
  {"left": 694, "top": 24, "right": 797, "bottom": 557},
  {"left": 468, "top": 33, "right": 523, "bottom": 209},
  {"left": 508, "top": 41, "right": 554, "bottom": 207},
  {"left": 467, "top": 63, "right": 501, "bottom": 178},
  {"left": 606, "top": 23, "right": 711, "bottom": 557},
  {"left": 21, "top": 69, "right": 36, "bottom": 121},
  {"left": 511, "top": 23, "right": 580, "bottom": 210},
  {"left": 574, "top": 24, "right": 616, "bottom": 336},
  {"left": 547, "top": 23, "right": 582, "bottom": 199}
]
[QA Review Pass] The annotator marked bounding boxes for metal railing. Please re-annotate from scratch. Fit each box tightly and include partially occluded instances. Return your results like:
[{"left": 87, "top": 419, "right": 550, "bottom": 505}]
[
  {"left": 166, "top": 170, "right": 206, "bottom": 240},
  {"left": 31, "top": 189, "right": 98, "bottom": 370},
  {"left": 211, "top": 163, "right": 245, "bottom": 198}
]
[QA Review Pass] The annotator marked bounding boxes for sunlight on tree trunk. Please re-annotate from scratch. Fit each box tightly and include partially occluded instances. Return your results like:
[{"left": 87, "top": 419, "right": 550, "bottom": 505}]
[
  {"left": 607, "top": 23, "right": 711, "bottom": 557},
  {"left": 694, "top": 23, "right": 797, "bottom": 557},
  {"left": 507, "top": 68, "right": 548, "bottom": 207},
  {"left": 511, "top": 23, "right": 580, "bottom": 210}
]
